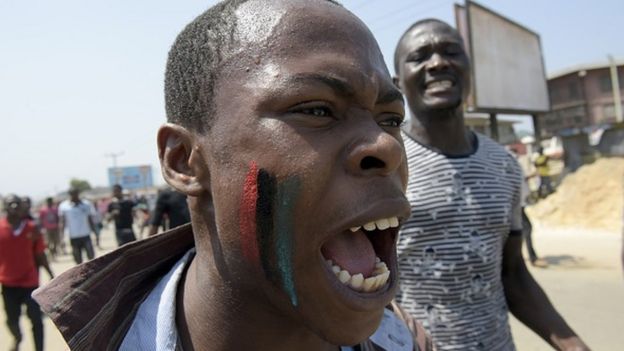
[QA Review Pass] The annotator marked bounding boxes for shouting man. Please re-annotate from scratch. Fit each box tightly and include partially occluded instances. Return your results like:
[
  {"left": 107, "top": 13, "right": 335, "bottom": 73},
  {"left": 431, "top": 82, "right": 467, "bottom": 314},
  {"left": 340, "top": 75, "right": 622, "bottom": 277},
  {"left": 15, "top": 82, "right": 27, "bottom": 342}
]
[{"left": 34, "top": 1, "right": 433, "bottom": 350}]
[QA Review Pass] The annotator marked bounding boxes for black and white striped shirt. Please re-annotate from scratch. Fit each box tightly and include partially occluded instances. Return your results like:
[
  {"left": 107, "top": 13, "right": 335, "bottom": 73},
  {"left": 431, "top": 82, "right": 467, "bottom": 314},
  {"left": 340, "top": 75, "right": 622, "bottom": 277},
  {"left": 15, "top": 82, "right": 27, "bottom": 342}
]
[{"left": 396, "top": 131, "right": 522, "bottom": 351}]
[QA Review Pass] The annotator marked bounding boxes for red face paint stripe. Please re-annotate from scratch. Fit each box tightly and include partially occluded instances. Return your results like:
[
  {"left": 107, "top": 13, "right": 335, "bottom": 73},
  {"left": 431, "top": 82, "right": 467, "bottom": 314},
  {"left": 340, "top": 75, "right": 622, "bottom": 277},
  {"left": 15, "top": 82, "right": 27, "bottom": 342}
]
[{"left": 240, "top": 161, "right": 260, "bottom": 265}]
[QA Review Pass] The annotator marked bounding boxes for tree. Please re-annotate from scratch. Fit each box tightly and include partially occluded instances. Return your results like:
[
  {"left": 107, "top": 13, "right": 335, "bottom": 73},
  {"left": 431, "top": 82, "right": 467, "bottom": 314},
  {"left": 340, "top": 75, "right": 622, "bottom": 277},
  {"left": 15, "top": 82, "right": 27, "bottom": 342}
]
[{"left": 69, "top": 178, "right": 92, "bottom": 193}]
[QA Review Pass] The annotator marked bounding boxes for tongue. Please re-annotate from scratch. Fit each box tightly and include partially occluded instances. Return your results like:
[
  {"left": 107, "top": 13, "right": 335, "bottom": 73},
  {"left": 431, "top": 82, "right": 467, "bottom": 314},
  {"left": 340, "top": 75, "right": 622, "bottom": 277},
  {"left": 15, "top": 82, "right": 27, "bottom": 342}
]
[{"left": 321, "top": 230, "right": 376, "bottom": 278}]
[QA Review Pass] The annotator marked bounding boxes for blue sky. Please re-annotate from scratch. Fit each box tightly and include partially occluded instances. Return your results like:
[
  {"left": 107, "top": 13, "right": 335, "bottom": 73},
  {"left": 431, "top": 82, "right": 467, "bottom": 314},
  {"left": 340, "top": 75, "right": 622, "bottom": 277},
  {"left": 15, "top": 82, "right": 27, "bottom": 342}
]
[{"left": 1, "top": 0, "right": 623, "bottom": 198}]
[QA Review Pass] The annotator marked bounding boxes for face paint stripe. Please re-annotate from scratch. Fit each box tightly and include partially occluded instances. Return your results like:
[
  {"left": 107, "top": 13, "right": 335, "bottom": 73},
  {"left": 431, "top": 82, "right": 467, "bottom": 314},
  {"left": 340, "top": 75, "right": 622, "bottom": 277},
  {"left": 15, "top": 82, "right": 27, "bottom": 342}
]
[
  {"left": 240, "top": 161, "right": 260, "bottom": 265},
  {"left": 256, "top": 169, "right": 278, "bottom": 283},
  {"left": 275, "top": 176, "right": 300, "bottom": 306}
]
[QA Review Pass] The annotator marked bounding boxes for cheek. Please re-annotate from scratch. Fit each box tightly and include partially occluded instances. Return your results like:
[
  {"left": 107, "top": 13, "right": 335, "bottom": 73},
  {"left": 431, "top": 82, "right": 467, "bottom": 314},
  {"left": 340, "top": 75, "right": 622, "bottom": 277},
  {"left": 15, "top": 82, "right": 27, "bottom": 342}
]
[{"left": 238, "top": 161, "right": 302, "bottom": 306}]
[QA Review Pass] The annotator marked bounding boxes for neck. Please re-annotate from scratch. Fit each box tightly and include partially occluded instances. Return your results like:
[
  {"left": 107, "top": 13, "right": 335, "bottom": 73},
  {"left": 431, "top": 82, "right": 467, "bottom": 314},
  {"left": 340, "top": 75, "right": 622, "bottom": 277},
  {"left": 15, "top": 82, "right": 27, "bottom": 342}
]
[
  {"left": 7, "top": 214, "right": 22, "bottom": 227},
  {"left": 404, "top": 106, "right": 474, "bottom": 155},
  {"left": 177, "top": 197, "right": 336, "bottom": 351},
  {"left": 177, "top": 256, "right": 336, "bottom": 351}
]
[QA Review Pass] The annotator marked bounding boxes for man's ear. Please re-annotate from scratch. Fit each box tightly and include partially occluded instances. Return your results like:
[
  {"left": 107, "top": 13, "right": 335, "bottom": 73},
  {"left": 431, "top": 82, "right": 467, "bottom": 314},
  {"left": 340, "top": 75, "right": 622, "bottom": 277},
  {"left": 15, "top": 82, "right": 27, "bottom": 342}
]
[{"left": 157, "top": 123, "right": 206, "bottom": 197}]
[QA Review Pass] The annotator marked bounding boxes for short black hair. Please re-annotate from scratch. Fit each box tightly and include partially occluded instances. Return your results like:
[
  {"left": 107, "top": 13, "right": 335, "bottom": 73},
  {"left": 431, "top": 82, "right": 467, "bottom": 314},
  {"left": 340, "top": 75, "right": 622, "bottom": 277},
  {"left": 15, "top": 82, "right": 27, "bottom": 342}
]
[
  {"left": 3, "top": 194, "right": 20, "bottom": 206},
  {"left": 393, "top": 18, "right": 454, "bottom": 74},
  {"left": 165, "top": 0, "right": 342, "bottom": 133}
]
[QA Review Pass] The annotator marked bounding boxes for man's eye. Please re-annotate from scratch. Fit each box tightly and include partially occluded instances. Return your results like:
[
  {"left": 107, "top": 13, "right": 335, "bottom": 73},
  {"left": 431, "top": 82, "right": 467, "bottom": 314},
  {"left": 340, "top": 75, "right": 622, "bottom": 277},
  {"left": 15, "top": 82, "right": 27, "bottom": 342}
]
[
  {"left": 407, "top": 55, "right": 425, "bottom": 63},
  {"left": 378, "top": 116, "right": 405, "bottom": 128},
  {"left": 294, "top": 106, "right": 333, "bottom": 117},
  {"left": 445, "top": 45, "right": 463, "bottom": 56}
]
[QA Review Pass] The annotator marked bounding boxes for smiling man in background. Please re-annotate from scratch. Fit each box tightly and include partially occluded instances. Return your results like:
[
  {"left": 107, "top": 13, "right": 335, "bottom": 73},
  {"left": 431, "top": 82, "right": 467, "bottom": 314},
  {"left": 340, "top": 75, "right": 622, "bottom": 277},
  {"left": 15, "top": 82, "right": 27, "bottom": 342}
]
[
  {"left": 33, "top": 1, "right": 435, "bottom": 350},
  {"left": 393, "top": 19, "right": 589, "bottom": 351}
]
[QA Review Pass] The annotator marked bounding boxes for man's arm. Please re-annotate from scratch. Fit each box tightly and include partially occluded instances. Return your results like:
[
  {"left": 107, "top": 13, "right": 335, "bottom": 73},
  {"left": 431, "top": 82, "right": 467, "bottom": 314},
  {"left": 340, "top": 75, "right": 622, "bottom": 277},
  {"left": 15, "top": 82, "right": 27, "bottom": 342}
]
[
  {"left": 35, "top": 252, "right": 54, "bottom": 279},
  {"left": 33, "top": 226, "right": 54, "bottom": 279},
  {"left": 88, "top": 212, "right": 97, "bottom": 235},
  {"left": 87, "top": 202, "right": 97, "bottom": 235},
  {"left": 148, "top": 193, "right": 167, "bottom": 236},
  {"left": 58, "top": 212, "right": 65, "bottom": 241},
  {"left": 502, "top": 236, "right": 590, "bottom": 350}
]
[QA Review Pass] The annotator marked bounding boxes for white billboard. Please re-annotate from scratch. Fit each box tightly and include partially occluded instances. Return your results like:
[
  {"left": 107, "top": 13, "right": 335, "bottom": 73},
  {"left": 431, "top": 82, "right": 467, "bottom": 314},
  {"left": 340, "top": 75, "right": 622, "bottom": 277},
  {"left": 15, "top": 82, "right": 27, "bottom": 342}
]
[{"left": 457, "top": 1, "right": 550, "bottom": 113}]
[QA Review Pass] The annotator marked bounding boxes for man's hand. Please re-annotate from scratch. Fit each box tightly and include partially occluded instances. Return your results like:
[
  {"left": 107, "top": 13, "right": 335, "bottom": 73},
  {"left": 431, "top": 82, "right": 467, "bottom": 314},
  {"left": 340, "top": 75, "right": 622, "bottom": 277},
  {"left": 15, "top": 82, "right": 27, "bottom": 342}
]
[{"left": 554, "top": 336, "right": 591, "bottom": 351}]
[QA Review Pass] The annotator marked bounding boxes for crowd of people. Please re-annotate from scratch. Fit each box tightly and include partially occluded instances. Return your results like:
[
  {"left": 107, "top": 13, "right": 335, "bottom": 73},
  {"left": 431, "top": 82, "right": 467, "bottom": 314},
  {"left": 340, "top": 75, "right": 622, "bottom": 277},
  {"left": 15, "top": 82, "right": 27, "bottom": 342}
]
[
  {"left": 0, "top": 185, "right": 191, "bottom": 350},
  {"left": 2, "top": 1, "right": 593, "bottom": 350}
]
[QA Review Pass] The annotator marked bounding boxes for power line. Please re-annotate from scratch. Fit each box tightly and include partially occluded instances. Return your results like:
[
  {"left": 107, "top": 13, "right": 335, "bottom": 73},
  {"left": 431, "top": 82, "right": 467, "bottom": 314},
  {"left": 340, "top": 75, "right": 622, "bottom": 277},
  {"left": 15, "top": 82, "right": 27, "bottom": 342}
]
[
  {"left": 104, "top": 151, "right": 124, "bottom": 169},
  {"left": 365, "top": 0, "right": 436, "bottom": 27},
  {"left": 105, "top": 151, "right": 124, "bottom": 185},
  {"left": 371, "top": 0, "right": 453, "bottom": 33}
]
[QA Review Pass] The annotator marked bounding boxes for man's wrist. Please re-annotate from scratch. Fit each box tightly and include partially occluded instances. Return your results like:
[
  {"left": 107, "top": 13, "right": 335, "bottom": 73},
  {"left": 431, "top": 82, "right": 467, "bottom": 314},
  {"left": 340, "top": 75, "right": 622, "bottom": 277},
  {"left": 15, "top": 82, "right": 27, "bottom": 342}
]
[{"left": 554, "top": 336, "right": 590, "bottom": 351}]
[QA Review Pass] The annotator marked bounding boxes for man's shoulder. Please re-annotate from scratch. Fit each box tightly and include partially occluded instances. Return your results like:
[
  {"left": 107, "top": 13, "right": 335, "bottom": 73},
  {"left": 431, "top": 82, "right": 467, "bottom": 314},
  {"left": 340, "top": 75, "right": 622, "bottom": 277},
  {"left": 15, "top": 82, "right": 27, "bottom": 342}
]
[
  {"left": 58, "top": 200, "right": 70, "bottom": 211},
  {"left": 33, "top": 224, "right": 195, "bottom": 349}
]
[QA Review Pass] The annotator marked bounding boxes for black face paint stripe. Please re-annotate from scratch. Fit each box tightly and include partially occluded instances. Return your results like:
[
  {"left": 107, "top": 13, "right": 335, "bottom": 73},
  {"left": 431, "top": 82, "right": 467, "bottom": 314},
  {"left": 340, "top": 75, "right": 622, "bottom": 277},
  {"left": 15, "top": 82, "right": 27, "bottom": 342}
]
[{"left": 256, "top": 169, "right": 278, "bottom": 284}]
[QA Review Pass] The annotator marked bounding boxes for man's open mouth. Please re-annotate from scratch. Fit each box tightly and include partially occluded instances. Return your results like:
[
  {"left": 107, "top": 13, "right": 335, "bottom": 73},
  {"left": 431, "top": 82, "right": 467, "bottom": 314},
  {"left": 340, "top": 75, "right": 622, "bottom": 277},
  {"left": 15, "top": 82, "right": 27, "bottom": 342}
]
[
  {"left": 320, "top": 216, "right": 399, "bottom": 294},
  {"left": 425, "top": 79, "right": 455, "bottom": 90}
]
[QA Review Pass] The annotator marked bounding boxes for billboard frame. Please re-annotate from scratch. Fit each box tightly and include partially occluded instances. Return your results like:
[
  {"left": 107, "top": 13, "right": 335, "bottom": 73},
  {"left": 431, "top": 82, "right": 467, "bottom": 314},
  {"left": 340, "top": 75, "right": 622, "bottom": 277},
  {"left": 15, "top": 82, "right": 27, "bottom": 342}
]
[{"left": 462, "top": 0, "right": 551, "bottom": 115}]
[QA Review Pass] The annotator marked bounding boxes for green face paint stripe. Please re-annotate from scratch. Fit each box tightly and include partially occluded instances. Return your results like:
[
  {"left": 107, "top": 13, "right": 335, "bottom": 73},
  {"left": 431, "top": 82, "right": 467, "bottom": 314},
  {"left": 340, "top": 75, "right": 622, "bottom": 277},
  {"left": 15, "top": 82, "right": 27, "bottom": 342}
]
[
  {"left": 275, "top": 176, "right": 300, "bottom": 306},
  {"left": 256, "top": 169, "right": 278, "bottom": 283}
]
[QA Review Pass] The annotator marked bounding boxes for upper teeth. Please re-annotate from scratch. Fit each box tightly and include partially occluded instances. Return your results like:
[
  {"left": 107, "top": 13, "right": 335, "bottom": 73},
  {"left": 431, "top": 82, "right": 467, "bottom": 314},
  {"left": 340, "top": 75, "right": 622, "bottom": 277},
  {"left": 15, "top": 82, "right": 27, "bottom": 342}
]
[
  {"left": 428, "top": 80, "right": 453, "bottom": 89},
  {"left": 349, "top": 216, "right": 399, "bottom": 233}
]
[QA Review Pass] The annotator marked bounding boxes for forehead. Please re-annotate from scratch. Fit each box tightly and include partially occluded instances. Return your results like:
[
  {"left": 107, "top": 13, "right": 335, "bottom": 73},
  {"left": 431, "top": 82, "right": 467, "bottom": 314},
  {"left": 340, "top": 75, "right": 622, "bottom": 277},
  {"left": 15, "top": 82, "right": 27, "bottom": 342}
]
[
  {"left": 401, "top": 22, "right": 463, "bottom": 51},
  {"left": 233, "top": 0, "right": 385, "bottom": 70}
]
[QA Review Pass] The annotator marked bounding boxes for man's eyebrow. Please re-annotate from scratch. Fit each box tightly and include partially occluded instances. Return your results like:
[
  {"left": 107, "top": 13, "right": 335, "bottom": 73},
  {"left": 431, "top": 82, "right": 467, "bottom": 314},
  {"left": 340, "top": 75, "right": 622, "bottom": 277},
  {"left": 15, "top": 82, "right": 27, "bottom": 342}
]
[
  {"left": 289, "top": 73, "right": 356, "bottom": 98},
  {"left": 377, "top": 88, "right": 404, "bottom": 105},
  {"left": 287, "top": 73, "right": 403, "bottom": 105}
]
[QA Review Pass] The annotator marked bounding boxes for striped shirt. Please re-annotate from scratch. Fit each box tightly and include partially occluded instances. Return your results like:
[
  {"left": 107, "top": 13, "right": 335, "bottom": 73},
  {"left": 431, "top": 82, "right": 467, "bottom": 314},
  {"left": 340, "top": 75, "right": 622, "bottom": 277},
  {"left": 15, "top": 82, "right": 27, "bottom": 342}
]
[{"left": 396, "top": 131, "right": 523, "bottom": 351}]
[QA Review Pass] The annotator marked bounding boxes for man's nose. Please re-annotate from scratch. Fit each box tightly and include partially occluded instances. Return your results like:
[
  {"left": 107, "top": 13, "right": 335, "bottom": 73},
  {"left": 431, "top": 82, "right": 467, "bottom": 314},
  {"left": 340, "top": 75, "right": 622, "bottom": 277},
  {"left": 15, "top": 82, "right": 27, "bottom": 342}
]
[
  {"left": 426, "top": 52, "right": 450, "bottom": 71},
  {"left": 345, "top": 124, "right": 405, "bottom": 178}
]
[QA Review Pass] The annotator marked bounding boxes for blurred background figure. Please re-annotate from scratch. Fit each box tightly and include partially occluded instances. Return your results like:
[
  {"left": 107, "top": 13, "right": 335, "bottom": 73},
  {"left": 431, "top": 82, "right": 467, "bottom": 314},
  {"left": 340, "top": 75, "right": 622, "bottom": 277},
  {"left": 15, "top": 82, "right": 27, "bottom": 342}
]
[
  {"left": 0, "top": 195, "right": 53, "bottom": 351},
  {"left": 38, "top": 197, "right": 63, "bottom": 260},
  {"left": 90, "top": 199, "right": 105, "bottom": 249},
  {"left": 20, "top": 196, "right": 34, "bottom": 221},
  {"left": 147, "top": 188, "right": 190, "bottom": 236},
  {"left": 511, "top": 148, "right": 548, "bottom": 268},
  {"left": 58, "top": 188, "right": 97, "bottom": 264},
  {"left": 534, "top": 146, "right": 554, "bottom": 198},
  {"left": 135, "top": 196, "right": 151, "bottom": 239},
  {"left": 520, "top": 165, "right": 548, "bottom": 268},
  {"left": 107, "top": 184, "right": 136, "bottom": 246}
]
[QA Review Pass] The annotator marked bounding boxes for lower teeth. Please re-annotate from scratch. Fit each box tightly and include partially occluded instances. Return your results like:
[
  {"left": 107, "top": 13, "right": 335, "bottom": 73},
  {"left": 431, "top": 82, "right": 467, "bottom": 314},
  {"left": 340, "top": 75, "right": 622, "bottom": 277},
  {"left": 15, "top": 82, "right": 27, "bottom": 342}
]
[{"left": 325, "top": 258, "right": 390, "bottom": 293}]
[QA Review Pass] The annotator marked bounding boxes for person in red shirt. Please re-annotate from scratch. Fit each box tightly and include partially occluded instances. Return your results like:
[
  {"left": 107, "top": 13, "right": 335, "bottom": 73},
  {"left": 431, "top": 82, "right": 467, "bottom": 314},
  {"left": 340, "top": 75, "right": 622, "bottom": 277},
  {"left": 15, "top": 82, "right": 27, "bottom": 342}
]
[
  {"left": 38, "top": 197, "right": 62, "bottom": 259},
  {"left": 0, "top": 195, "right": 53, "bottom": 351}
]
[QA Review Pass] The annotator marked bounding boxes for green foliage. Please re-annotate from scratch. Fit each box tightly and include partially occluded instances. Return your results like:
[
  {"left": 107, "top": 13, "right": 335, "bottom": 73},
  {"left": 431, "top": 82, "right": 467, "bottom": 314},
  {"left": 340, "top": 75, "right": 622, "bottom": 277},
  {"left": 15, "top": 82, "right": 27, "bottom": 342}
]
[{"left": 69, "top": 178, "right": 92, "bottom": 192}]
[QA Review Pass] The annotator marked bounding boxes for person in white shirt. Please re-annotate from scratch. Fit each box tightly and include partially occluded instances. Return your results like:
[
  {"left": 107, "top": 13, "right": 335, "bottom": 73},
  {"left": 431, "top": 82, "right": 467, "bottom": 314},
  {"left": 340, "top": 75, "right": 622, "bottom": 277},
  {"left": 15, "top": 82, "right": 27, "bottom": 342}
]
[{"left": 58, "top": 188, "right": 97, "bottom": 264}]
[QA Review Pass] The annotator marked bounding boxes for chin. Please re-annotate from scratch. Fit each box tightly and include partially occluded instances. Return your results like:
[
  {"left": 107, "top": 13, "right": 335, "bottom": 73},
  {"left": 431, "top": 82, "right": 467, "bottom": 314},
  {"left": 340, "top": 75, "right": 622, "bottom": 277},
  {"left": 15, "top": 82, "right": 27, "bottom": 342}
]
[
  {"left": 422, "top": 98, "right": 462, "bottom": 113},
  {"left": 311, "top": 307, "right": 385, "bottom": 346}
]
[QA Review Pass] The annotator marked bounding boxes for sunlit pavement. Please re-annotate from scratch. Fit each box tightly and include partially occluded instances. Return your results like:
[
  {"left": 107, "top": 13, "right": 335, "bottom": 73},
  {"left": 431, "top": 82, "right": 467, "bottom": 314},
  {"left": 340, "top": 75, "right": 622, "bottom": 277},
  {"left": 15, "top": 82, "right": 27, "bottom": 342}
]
[
  {"left": 509, "top": 226, "right": 624, "bottom": 350},
  {"left": 2, "top": 226, "right": 623, "bottom": 350}
]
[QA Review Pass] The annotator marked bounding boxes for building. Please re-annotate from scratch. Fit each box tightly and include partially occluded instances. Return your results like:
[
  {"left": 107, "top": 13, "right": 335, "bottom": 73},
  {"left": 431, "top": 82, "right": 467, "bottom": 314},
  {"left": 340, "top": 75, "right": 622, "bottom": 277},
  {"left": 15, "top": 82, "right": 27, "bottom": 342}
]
[
  {"left": 540, "top": 60, "right": 624, "bottom": 137},
  {"left": 465, "top": 113, "right": 518, "bottom": 145}
]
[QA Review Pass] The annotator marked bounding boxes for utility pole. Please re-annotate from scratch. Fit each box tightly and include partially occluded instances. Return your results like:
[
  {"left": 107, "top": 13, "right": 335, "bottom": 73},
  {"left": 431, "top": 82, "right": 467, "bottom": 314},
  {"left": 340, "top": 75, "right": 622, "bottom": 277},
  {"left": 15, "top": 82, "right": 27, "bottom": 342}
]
[
  {"left": 608, "top": 55, "right": 623, "bottom": 123},
  {"left": 105, "top": 152, "right": 124, "bottom": 185}
]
